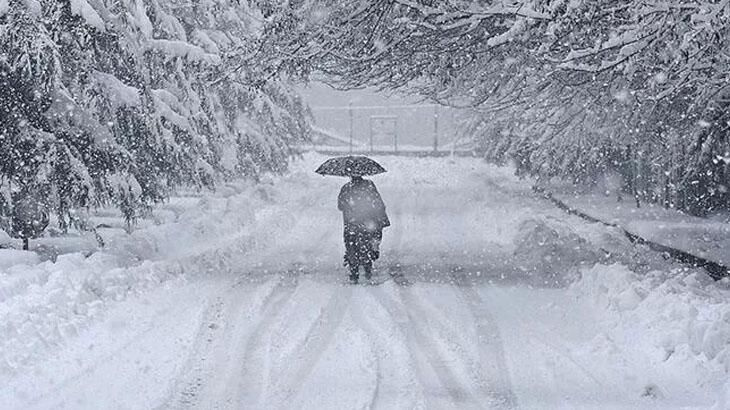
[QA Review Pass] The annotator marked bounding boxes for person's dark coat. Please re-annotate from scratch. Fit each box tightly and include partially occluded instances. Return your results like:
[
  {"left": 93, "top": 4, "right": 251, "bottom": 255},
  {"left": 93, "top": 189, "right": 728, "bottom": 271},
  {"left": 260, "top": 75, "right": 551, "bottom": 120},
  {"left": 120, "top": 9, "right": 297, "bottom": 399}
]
[
  {"left": 338, "top": 178, "right": 389, "bottom": 269},
  {"left": 338, "top": 178, "right": 389, "bottom": 230}
]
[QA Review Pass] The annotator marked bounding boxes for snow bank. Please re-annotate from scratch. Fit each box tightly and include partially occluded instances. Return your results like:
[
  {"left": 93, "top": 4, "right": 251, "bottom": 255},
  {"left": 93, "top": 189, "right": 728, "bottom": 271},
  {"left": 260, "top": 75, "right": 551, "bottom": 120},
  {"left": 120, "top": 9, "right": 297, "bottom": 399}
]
[
  {"left": 552, "top": 187, "right": 730, "bottom": 267},
  {"left": 512, "top": 218, "right": 603, "bottom": 285},
  {"left": 0, "top": 178, "right": 273, "bottom": 375},
  {"left": 0, "top": 250, "right": 40, "bottom": 270},
  {"left": 570, "top": 263, "right": 730, "bottom": 404},
  {"left": 0, "top": 253, "right": 165, "bottom": 372}
]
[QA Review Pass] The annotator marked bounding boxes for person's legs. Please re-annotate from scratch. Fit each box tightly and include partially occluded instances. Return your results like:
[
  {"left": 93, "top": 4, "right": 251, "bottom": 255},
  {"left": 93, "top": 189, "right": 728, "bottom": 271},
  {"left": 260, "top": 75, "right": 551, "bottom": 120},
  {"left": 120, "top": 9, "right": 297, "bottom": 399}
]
[
  {"left": 374, "top": 228, "right": 385, "bottom": 260},
  {"left": 363, "top": 261, "right": 372, "bottom": 280},
  {"left": 344, "top": 226, "right": 355, "bottom": 263},
  {"left": 345, "top": 224, "right": 381, "bottom": 283},
  {"left": 358, "top": 229, "right": 376, "bottom": 280},
  {"left": 359, "top": 229, "right": 377, "bottom": 264},
  {"left": 344, "top": 225, "right": 360, "bottom": 283},
  {"left": 349, "top": 264, "right": 360, "bottom": 284},
  {"left": 369, "top": 230, "right": 381, "bottom": 261}
]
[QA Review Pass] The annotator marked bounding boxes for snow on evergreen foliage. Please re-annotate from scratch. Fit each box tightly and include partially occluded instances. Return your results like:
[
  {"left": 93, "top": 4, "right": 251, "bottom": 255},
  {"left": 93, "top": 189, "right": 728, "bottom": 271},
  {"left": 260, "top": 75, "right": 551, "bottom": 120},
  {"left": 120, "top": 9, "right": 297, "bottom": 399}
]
[{"left": 0, "top": 0, "right": 310, "bottom": 229}]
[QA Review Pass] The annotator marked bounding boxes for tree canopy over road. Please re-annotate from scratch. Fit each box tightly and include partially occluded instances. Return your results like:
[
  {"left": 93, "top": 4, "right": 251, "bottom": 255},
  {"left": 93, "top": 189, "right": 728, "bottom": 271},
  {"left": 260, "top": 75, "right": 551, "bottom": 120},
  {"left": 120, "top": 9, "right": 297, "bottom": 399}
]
[{"left": 253, "top": 0, "right": 730, "bottom": 215}]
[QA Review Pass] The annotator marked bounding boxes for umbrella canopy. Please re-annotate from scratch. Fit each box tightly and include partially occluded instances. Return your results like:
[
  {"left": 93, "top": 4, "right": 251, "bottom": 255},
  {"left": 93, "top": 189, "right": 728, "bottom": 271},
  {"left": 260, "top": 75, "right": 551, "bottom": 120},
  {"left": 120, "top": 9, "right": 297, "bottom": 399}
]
[{"left": 315, "top": 156, "right": 386, "bottom": 177}]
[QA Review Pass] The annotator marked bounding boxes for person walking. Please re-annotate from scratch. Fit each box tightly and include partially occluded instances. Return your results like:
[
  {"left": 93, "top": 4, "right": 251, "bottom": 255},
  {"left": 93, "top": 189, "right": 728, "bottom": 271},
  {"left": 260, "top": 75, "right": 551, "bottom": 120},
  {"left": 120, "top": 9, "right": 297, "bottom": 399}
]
[
  {"left": 315, "top": 155, "right": 390, "bottom": 284},
  {"left": 338, "top": 175, "right": 390, "bottom": 283}
]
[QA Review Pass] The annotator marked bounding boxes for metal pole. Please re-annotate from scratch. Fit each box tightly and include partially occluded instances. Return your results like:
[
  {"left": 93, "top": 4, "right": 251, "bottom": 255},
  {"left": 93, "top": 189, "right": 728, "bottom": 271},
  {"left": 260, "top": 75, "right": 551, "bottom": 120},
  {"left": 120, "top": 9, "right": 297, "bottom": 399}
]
[
  {"left": 394, "top": 118, "right": 398, "bottom": 153},
  {"left": 348, "top": 101, "right": 353, "bottom": 153},
  {"left": 369, "top": 117, "right": 374, "bottom": 153},
  {"left": 433, "top": 105, "right": 439, "bottom": 152}
]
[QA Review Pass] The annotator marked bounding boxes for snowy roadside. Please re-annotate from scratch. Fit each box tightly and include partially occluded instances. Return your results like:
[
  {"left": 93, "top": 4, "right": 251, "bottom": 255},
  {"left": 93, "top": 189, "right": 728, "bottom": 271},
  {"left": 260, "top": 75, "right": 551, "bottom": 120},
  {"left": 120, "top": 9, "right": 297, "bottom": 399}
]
[
  {"left": 534, "top": 183, "right": 730, "bottom": 405},
  {"left": 374, "top": 155, "right": 730, "bottom": 407},
  {"left": 482, "top": 263, "right": 730, "bottom": 408},
  {"left": 485, "top": 171, "right": 730, "bottom": 407},
  {"left": 0, "top": 176, "right": 286, "bottom": 379},
  {"left": 0, "top": 153, "right": 345, "bottom": 409},
  {"left": 549, "top": 186, "right": 730, "bottom": 268},
  {"left": 570, "top": 264, "right": 730, "bottom": 407},
  {"left": 1, "top": 153, "right": 729, "bottom": 409}
]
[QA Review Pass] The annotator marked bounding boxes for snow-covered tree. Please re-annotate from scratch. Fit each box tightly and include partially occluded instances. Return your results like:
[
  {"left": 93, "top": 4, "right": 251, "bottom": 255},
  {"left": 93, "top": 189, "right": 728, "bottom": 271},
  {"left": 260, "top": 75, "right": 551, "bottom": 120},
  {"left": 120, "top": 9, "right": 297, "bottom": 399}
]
[
  {"left": 0, "top": 0, "right": 310, "bottom": 232},
  {"left": 255, "top": 0, "right": 729, "bottom": 215}
]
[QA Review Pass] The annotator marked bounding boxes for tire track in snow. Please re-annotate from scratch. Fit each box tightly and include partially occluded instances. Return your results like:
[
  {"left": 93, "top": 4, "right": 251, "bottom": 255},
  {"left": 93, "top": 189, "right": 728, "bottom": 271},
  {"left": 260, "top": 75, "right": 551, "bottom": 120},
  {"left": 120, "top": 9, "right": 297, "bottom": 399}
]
[
  {"left": 160, "top": 275, "right": 283, "bottom": 410},
  {"left": 348, "top": 290, "right": 428, "bottom": 409},
  {"left": 354, "top": 289, "right": 429, "bottom": 409},
  {"left": 456, "top": 284, "right": 519, "bottom": 409},
  {"left": 26, "top": 294, "right": 210, "bottom": 410},
  {"left": 400, "top": 286, "right": 495, "bottom": 409},
  {"left": 521, "top": 320, "right": 610, "bottom": 392},
  {"left": 264, "top": 284, "right": 353, "bottom": 408},
  {"left": 442, "top": 267, "right": 518, "bottom": 409},
  {"left": 367, "top": 286, "right": 436, "bottom": 405},
  {"left": 160, "top": 272, "right": 298, "bottom": 409},
  {"left": 159, "top": 296, "right": 226, "bottom": 409},
  {"left": 347, "top": 299, "right": 387, "bottom": 410},
  {"left": 370, "top": 284, "right": 485, "bottom": 409},
  {"left": 232, "top": 273, "right": 301, "bottom": 409}
]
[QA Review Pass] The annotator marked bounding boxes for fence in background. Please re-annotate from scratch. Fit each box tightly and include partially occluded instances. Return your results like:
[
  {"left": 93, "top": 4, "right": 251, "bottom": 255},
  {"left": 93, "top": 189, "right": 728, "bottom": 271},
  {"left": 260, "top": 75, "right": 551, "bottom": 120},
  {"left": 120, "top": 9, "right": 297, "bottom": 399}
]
[{"left": 305, "top": 104, "right": 473, "bottom": 157}]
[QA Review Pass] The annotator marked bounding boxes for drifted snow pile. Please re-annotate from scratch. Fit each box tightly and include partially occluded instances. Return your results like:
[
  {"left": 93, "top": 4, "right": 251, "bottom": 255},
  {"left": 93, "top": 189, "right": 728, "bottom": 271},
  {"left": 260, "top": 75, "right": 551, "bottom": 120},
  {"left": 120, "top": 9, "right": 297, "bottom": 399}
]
[
  {"left": 0, "top": 180, "right": 282, "bottom": 375},
  {"left": 512, "top": 218, "right": 604, "bottom": 285},
  {"left": 0, "top": 253, "right": 179, "bottom": 372},
  {"left": 570, "top": 263, "right": 730, "bottom": 406}
]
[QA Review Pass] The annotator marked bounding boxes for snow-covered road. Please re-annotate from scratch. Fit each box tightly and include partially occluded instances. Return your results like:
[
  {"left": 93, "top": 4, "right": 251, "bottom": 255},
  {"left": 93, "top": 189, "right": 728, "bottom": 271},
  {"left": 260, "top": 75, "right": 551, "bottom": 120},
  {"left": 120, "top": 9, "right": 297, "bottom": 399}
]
[
  {"left": 159, "top": 269, "right": 519, "bottom": 409},
  {"left": 3, "top": 154, "right": 727, "bottom": 409}
]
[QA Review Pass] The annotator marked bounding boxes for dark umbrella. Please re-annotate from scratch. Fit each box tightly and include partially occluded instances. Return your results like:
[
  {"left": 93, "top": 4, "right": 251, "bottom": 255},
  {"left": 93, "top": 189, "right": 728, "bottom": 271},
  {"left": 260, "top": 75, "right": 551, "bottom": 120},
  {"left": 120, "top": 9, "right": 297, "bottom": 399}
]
[{"left": 315, "top": 155, "right": 386, "bottom": 177}]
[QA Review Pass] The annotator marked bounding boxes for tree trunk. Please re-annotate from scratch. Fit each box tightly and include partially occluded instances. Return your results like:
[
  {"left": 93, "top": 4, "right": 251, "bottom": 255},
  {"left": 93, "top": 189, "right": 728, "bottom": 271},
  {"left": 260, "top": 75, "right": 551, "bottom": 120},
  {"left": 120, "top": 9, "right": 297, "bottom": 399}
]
[{"left": 634, "top": 146, "right": 641, "bottom": 208}]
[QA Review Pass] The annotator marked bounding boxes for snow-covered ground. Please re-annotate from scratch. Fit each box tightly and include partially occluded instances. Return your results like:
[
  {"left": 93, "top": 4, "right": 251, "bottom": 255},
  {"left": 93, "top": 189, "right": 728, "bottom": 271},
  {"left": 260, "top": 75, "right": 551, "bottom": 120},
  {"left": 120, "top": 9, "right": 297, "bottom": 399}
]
[
  {"left": 551, "top": 184, "right": 730, "bottom": 268},
  {"left": 1, "top": 154, "right": 729, "bottom": 409}
]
